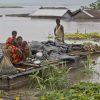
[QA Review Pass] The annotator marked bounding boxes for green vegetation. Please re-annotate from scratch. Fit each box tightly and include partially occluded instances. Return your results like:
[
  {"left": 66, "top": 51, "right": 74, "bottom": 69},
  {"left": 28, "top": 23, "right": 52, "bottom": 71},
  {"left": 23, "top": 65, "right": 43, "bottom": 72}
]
[
  {"left": 82, "top": 55, "right": 100, "bottom": 78},
  {"left": 29, "top": 60, "right": 69, "bottom": 91},
  {"left": 64, "top": 32, "right": 100, "bottom": 40},
  {"left": 96, "top": 0, "right": 100, "bottom": 9},
  {"left": 29, "top": 53, "right": 100, "bottom": 99},
  {"left": 40, "top": 82, "right": 100, "bottom": 100},
  {"left": 48, "top": 34, "right": 53, "bottom": 40},
  {"left": 48, "top": 32, "right": 100, "bottom": 41},
  {"left": 89, "top": 0, "right": 100, "bottom": 9},
  {"left": 82, "top": 55, "right": 94, "bottom": 75},
  {"left": 81, "top": 0, "right": 100, "bottom": 9}
]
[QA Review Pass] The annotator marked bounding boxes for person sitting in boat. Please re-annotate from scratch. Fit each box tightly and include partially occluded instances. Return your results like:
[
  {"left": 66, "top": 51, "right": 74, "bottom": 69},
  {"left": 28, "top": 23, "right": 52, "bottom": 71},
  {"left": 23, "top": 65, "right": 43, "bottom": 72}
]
[
  {"left": 21, "top": 41, "right": 31, "bottom": 61},
  {"left": 4, "top": 31, "right": 23, "bottom": 64},
  {"left": 16, "top": 36, "right": 23, "bottom": 49},
  {"left": 17, "top": 37, "right": 32, "bottom": 61},
  {"left": 5, "top": 31, "right": 18, "bottom": 48},
  {"left": 54, "top": 18, "right": 64, "bottom": 43}
]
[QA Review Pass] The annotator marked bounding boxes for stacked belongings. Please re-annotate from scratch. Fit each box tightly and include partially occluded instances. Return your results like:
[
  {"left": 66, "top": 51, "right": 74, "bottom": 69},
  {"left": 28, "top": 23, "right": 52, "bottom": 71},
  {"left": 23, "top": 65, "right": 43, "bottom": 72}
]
[{"left": 30, "top": 40, "right": 80, "bottom": 66}]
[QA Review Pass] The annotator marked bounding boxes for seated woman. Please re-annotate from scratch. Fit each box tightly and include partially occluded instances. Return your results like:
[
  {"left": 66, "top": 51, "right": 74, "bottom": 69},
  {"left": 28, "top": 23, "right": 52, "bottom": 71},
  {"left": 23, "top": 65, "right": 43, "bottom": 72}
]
[
  {"left": 21, "top": 41, "right": 31, "bottom": 61},
  {"left": 16, "top": 36, "right": 23, "bottom": 49},
  {"left": 4, "top": 31, "right": 23, "bottom": 64},
  {"left": 17, "top": 37, "right": 31, "bottom": 61}
]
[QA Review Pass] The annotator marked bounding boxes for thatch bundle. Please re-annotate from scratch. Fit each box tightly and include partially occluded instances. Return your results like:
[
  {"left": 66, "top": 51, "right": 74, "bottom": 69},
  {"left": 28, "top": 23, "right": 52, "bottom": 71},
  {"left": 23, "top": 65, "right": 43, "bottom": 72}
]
[
  {"left": 0, "top": 48, "right": 17, "bottom": 75},
  {"left": 83, "top": 43, "right": 97, "bottom": 52}
]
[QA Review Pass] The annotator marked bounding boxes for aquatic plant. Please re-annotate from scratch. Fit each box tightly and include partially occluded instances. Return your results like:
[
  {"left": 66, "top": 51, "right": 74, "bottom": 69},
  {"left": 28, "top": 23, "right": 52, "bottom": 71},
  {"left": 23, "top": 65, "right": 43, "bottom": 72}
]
[
  {"left": 82, "top": 55, "right": 100, "bottom": 77},
  {"left": 40, "top": 82, "right": 100, "bottom": 100},
  {"left": 47, "top": 34, "right": 53, "bottom": 41},
  {"left": 64, "top": 32, "right": 100, "bottom": 40},
  {"left": 82, "top": 55, "right": 94, "bottom": 75},
  {"left": 29, "top": 60, "right": 69, "bottom": 91}
]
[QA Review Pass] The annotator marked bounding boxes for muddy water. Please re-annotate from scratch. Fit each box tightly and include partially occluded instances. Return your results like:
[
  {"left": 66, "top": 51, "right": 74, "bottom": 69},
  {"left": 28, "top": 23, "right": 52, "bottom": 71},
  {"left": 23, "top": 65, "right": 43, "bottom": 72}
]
[
  {"left": 68, "top": 55, "right": 100, "bottom": 83},
  {"left": 1, "top": 88, "right": 38, "bottom": 100},
  {"left": 0, "top": 47, "right": 100, "bottom": 99},
  {"left": 0, "top": 56, "right": 99, "bottom": 100}
]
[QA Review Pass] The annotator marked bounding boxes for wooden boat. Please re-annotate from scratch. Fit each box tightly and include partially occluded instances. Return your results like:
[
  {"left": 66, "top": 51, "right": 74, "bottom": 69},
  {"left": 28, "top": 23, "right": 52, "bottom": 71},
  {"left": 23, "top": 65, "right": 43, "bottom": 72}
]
[
  {"left": 0, "top": 45, "right": 100, "bottom": 90},
  {"left": 0, "top": 62, "right": 42, "bottom": 90},
  {"left": 0, "top": 59, "right": 62, "bottom": 90}
]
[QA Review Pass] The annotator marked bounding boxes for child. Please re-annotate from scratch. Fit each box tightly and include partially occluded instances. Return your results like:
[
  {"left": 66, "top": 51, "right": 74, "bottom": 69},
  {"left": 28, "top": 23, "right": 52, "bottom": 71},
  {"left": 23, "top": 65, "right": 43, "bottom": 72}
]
[{"left": 21, "top": 41, "right": 31, "bottom": 61}]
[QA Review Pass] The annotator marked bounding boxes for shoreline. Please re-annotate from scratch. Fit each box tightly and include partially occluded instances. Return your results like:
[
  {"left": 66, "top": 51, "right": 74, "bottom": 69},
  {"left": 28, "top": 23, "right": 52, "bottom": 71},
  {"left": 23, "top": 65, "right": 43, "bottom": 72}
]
[{"left": 0, "top": 6, "right": 23, "bottom": 8}]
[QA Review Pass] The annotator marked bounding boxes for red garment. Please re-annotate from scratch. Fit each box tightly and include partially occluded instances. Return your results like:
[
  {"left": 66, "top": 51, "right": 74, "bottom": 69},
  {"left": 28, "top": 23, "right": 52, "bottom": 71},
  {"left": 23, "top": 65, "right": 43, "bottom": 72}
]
[
  {"left": 6, "top": 37, "right": 15, "bottom": 44},
  {"left": 5, "top": 37, "right": 22, "bottom": 64}
]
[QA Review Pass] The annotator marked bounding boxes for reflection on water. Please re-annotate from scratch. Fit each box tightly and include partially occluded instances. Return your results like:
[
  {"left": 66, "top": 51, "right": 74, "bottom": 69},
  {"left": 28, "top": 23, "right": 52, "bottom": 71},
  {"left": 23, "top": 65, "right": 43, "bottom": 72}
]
[
  {"left": 65, "top": 40, "right": 100, "bottom": 46},
  {"left": 69, "top": 55, "right": 100, "bottom": 84},
  {"left": 68, "top": 67, "right": 91, "bottom": 83}
]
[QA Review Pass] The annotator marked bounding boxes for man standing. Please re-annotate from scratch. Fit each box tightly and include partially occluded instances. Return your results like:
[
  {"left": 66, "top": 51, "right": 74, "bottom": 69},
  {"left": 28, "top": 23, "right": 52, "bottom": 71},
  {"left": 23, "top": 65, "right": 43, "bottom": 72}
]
[{"left": 54, "top": 18, "right": 64, "bottom": 43}]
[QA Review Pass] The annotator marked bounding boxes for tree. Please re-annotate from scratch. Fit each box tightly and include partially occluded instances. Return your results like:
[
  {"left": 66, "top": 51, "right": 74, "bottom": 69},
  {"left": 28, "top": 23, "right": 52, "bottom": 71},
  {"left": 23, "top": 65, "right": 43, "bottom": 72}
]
[
  {"left": 96, "top": 0, "right": 100, "bottom": 9},
  {"left": 89, "top": 0, "right": 100, "bottom": 9},
  {"left": 89, "top": 2, "right": 96, "bottom": 9}
]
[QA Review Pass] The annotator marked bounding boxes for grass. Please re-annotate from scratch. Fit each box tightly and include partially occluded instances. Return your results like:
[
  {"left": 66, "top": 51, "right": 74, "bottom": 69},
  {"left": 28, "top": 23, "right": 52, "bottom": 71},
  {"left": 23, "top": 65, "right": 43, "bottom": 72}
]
[
  {"left": 29, "top": 60, "right": 69, "bottom": 92},
  {"left": 82, "top": 55, "right": 94, "bottom": 75}
]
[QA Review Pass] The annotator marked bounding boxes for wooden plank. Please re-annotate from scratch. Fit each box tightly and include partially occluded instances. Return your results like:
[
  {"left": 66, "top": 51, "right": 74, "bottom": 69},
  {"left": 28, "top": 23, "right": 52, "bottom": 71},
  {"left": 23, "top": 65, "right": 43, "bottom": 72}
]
[
  {"left": 67, "top": 51, "right": 94, "bottom": 57},
  {"left": 17, "top": 62, "right": 41, "bottom": 68},
  {"left": 16, "top": 68, "right": 26, "bottom": 72}
]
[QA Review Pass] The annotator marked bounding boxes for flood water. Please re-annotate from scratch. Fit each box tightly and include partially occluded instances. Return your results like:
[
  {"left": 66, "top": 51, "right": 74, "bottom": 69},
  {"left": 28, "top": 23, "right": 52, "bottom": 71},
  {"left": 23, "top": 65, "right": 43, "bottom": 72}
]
[
  {"left": 0, "top": 16, "right": 100, "bottom": 43},
  {"left": 0, "top": 7, "right": 100, "bottom": 99},
  {"left": 0, "top": 47, "right": 100, "bottom": 99},
  {"left": 69, "top": 55, "right": 100, "bottom": 84}
]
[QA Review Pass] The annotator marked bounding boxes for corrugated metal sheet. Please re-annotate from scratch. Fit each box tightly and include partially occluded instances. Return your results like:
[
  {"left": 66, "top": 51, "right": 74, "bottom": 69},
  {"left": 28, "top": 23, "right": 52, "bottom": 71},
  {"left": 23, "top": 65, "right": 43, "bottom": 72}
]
[
  {"left": 30, "top": 9, "right": 68, "bottom": 17},
  {"left": 73, "top": 9, "right": 100, "bottom": 19},
  {"left": 84, "top": 10, "right": 100, "bottom": 18}
]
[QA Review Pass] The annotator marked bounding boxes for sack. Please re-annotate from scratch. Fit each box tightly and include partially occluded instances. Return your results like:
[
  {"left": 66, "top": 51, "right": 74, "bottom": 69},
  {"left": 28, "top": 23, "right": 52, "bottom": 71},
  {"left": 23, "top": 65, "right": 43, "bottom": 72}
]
[{"left": 0, "top": 49, "right": 17, "bottom": 75}]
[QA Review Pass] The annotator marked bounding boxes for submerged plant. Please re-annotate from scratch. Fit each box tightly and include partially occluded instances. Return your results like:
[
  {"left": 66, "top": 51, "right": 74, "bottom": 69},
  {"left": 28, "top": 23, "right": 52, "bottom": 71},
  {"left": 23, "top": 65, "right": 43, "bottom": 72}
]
[
  {"left": 83, "top": 55, "right": 94, "bottom": 75},
  {"left": 82, "top": 55, "right": 100, "bottom": 78}
]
